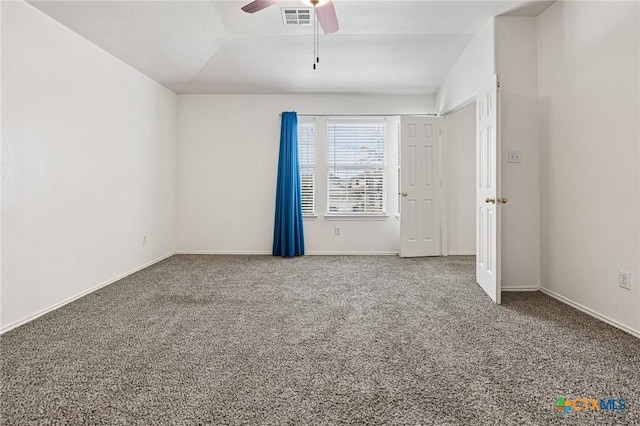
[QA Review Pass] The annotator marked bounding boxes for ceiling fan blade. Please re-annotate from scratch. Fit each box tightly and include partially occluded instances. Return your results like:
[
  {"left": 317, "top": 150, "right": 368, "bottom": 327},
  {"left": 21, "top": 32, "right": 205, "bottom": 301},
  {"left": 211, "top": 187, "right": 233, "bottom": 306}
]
[
  {"left": 316, "top": 1, "right": 339, "bottom": 34},
  {"left": 241, "top": 0, "right": 281, "bottom": 14}
]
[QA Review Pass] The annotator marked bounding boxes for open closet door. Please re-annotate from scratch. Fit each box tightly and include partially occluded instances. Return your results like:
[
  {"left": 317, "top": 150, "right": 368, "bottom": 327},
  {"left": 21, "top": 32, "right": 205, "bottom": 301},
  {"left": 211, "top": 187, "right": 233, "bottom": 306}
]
[
  {"left": 399, "top": 116, "right": 442, "bottom": 257},
  {"left": 475, "top": 74, "right": 502, "bottom": 303}
]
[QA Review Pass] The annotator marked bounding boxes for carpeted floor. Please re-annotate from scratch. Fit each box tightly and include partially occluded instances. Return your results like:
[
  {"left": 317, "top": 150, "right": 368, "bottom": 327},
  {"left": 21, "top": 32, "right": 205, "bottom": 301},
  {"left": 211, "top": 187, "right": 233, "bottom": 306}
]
[{"left": 1, "top": 255, "right": 639, "bottom": 425}]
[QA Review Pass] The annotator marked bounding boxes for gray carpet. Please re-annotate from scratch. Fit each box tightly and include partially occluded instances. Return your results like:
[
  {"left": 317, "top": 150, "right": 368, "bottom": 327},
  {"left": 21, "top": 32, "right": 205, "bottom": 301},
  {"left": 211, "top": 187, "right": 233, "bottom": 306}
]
[{"left": 1, "top": 255, "right": 639, "bottom": 425}]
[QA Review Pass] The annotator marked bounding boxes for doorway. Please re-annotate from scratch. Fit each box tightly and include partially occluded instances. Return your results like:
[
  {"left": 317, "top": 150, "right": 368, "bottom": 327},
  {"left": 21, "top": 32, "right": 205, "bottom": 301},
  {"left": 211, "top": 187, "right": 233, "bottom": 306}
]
[
  {"left": 398, "top": 109, "right": 476, "bottom": 259},
  {"left": 443, "top": 102, "right": 476, "bottom": 256}
]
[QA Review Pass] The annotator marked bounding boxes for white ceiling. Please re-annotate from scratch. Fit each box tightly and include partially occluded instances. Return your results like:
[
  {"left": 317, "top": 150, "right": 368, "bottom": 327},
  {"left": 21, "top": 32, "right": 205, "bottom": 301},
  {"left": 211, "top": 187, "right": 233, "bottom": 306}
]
[{"left": 27, "top": 0, "right": 554, "bottom": 95}]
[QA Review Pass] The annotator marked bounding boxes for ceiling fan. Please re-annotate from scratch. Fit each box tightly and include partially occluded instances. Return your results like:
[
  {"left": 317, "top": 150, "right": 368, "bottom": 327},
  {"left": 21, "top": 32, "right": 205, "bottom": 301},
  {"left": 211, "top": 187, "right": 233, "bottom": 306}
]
[{"left": 241, "top": 0, "right": 339, "bottom": 35}]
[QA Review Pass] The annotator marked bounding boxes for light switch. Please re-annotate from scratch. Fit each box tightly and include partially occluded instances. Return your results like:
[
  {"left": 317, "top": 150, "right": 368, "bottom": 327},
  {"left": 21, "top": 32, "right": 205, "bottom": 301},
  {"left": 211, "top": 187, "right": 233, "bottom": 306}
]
[{"left": 508, "top": 151, "right": 522, "bottom": 163}]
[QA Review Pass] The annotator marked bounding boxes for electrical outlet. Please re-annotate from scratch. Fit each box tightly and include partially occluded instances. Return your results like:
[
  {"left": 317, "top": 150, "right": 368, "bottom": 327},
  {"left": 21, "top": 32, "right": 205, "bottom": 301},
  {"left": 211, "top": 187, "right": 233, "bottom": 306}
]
[
  {"left": 142, "top": 234, "right": 148, "bottom": 245},
  {"left": 334, "top": 226, "right": 340, "bottom": 236},
  {"left": 619, "top": 270, "right": 631, "bottom": 290}
]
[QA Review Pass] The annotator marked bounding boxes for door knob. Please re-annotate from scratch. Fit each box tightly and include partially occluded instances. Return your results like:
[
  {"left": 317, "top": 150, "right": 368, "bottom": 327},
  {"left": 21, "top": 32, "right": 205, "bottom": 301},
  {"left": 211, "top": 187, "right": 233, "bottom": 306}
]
[
  {"left": 485, "top": 197, "right": 495, "bottom": 204},
  {"left": 497, "top": 197, "right": 508, "bottom": 204},
  {"left": 401, "top": 192, "right": 408, "bottom": 197}
]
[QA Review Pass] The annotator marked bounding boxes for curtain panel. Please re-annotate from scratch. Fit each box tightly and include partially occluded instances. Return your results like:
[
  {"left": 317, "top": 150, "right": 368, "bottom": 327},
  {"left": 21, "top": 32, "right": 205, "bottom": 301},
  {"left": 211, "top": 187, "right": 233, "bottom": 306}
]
[{"left": 273, "top": 111, "right": 305, "bottom": 257}]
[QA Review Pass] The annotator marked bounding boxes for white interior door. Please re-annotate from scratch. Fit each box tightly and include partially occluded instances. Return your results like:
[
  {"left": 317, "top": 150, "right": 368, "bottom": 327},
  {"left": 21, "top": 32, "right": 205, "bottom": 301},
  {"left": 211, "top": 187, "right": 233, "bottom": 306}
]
[
  {"left": 400, "top": 116, "right": 442, "bottom": 257},
  {"left": 476, "top": 74, "right": 501, "bottom": 303}
]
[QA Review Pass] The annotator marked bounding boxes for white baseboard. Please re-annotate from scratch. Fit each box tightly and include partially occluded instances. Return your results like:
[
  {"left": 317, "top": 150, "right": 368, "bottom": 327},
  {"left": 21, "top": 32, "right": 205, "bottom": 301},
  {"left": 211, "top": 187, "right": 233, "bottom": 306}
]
[
  {"left": 176, "top": 251, "right": 399, "bottom": 256},
  {"left": 447, "top": 251, "right": 475, "bottom": 256},
  {"left": 540, "top": 287, "right": 640, "bottom": 339},
  {"left": 305, "top": 251, "right": 398, "bottom": 256},
  {"left": 175, "top": 251, "right": 271, "bottom": 255},
  {"left": 502, "top": 286, "right": 540, "bottom": 291},
  {"left": 0, "top": 252, "right": 175, "bottom": 335}
]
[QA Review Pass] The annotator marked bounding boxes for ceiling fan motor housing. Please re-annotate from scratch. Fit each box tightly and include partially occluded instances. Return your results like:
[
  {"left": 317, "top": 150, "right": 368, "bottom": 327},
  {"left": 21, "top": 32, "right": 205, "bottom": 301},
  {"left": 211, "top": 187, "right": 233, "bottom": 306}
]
[{"left": 301, "top": 0, "right": 331, "bottom": 7}]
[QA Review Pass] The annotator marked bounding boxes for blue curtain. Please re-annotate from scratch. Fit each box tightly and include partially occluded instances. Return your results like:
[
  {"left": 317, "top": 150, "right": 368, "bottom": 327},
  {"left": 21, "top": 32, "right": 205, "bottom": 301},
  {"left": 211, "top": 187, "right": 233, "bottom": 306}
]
[{"left": 273, "top": 112, "right": 305, "bottom": 257}]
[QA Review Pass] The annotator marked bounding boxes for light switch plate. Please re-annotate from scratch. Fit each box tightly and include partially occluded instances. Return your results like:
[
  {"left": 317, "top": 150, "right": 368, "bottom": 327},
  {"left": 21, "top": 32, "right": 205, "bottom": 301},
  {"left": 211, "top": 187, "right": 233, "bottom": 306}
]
[{"left": 508, "top": 151, "right": 522, "bottom": 163}]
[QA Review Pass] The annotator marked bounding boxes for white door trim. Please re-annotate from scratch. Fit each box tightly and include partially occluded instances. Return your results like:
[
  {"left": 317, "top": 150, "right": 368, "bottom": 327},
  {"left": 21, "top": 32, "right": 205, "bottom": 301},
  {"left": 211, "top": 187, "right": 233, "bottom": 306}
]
[{"left": 439, "top": 120, "right": 448, "bottom": 257}]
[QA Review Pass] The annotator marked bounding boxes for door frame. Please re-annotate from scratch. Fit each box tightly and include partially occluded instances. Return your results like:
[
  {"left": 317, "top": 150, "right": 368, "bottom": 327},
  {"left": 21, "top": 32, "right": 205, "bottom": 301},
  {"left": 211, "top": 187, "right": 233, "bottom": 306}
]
[
  {"left": 440, "top": 121, "right": 448, "bottom": 257},
  {"left": 398, "top": 93, "right": 498, "bottom": 261}
]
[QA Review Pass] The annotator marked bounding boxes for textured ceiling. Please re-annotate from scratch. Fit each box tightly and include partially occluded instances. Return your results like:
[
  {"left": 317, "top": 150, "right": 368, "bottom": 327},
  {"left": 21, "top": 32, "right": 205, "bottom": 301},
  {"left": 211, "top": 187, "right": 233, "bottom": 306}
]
[{"left": 28, "top": 0, "right": 554, "bottom": 95}]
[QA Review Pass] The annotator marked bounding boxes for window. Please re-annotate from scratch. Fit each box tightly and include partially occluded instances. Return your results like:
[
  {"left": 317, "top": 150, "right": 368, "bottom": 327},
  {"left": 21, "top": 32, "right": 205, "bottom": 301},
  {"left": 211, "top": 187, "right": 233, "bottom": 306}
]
[
  {"left": 327, "top": 118, "right": 386, "bottom": 214},
  {"left": 298, "top": 118, "right": 315, "bottom": 216}
]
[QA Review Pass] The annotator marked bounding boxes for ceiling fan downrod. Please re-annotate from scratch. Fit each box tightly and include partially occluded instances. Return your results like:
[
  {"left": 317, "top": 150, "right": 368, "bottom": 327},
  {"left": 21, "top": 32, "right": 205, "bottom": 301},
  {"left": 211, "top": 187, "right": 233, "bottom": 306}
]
[
  {"left": 313, "top": 5, "right": 318, "bottom": 69},
  {"left": 311, "top": 1, "right": 323, "bottom": 70}
]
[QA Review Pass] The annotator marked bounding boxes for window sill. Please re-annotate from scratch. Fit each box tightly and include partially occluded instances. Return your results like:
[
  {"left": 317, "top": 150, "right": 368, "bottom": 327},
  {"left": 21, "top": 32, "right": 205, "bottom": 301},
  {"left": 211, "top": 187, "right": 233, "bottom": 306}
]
[
  {"left": 324, "top": 214, "right": 389, "bottom": 221},
  {"left": 303, "top": 214, "right": 318, "bottom": 220}
]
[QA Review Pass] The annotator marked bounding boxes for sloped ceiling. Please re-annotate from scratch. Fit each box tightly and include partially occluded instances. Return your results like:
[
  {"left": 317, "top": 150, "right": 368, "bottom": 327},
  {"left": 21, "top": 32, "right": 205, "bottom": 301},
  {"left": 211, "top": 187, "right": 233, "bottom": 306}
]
[{"left": 27, "top": 0, "right": 553, "bottom": 94}]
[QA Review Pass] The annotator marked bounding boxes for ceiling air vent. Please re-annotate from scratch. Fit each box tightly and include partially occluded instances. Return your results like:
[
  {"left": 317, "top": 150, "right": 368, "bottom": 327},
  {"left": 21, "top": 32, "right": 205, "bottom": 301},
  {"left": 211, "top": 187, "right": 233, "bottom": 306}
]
[{"left": 282, "top": 8, "right": 312, "bottom": 26}]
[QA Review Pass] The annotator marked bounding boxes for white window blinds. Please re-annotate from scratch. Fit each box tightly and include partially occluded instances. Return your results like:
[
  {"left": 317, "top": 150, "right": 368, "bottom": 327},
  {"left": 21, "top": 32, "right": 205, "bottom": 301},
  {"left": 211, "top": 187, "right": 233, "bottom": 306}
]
[
  {"left": 327, "top": 118, "right": 386, "bottom": 214},
  {"left": 298, "top": 118, "right": 315, "bottom": 215}
]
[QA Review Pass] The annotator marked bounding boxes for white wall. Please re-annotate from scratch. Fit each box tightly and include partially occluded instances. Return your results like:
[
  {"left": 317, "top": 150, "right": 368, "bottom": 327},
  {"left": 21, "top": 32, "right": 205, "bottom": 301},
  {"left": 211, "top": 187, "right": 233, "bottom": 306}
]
[
  {"left": 494, "top": 17, "right": 540, "bottom": 290},
  {"left": 445, "top": 102, "right": 476, "bottom": 255},
  {"left": 436, "top": 18, "right": 495, "bottom": 115},
  {"left": 538, "top": 1, "right": 640, "bottom": 334},
  {"left": 1, "top": 1, "right": 178, "bottom": 332},
  {"left": 176, "top": 94, "right": 435, "bottom": 254}
]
